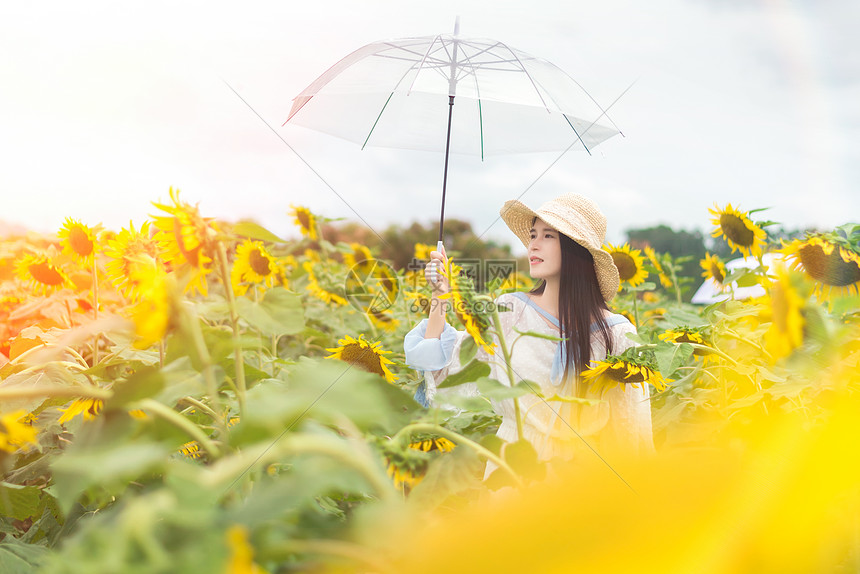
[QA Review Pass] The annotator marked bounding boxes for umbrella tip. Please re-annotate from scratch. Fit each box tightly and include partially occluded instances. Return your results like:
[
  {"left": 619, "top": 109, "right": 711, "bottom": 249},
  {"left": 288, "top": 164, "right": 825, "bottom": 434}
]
[{"left": 453, "top": 16, "right": 460, "bottom": 36}]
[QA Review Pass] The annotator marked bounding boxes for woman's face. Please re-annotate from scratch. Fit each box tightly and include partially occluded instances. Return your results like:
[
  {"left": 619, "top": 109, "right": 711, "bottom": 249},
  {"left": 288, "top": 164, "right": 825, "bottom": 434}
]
[{"left": 528, "top": 219, "right": 562, "bottom": 281}]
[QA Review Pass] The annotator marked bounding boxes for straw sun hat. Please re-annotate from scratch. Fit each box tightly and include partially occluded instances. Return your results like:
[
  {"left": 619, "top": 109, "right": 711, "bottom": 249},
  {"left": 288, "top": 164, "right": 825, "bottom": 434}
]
[{"left": 500, "top": 193, "right": 620, "bottom": 301}]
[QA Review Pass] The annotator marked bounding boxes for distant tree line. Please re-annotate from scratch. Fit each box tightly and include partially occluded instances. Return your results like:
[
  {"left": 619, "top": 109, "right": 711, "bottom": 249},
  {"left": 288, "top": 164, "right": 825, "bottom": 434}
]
[{"left": 324, "top": 218, "right": 812, "bottom": 300}]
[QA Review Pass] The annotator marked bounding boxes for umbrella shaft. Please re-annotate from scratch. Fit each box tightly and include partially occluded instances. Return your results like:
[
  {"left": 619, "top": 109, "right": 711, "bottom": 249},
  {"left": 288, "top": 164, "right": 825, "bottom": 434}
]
[{"left": 439, "top": 95, "right": 455, "bottom": 243}]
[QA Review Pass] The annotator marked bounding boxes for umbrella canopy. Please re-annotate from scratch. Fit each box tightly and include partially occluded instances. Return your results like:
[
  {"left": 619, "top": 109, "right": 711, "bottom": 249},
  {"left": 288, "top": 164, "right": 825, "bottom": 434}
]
[
  {"left": 283, "top": 22, "right": 621, "bottom": 246},
  {"left": 284, "top": 31, "right": 620, "bottom": 157},
  {"left": 691, "top": 253, "right": 784, "bottom": 304}
]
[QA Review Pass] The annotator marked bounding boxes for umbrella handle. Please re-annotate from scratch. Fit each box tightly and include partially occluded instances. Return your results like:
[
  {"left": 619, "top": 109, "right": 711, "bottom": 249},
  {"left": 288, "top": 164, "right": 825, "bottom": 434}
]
[{"left": 429, "top": 240, "right": 445, "bottom": 285}]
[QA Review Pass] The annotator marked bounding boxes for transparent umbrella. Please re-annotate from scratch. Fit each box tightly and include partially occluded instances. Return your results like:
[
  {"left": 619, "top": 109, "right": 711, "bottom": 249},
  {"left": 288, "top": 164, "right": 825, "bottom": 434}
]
[{"left": 283, "top": 19, "right": 621, "bottom": 249}]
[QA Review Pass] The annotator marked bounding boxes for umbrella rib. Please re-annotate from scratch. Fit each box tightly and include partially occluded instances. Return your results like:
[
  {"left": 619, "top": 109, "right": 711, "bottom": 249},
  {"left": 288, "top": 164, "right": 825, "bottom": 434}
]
[
  {"left": 494, "top": 41, "right": 550, "bottom": 110},
  {"left": 578, "top": 78, "right": 635, "bottom": 139},
  {"left": 406, "top": 35, "right": 443, "bottom": 95},
  {"left": 458, "top": 47, "right": 485, "bottom": 159},
  {"left": 361, "top": 92, "right": 394, "bottom": 150},
  {"left": 563, "top": 114, "right": 592, "bottom": 156}
]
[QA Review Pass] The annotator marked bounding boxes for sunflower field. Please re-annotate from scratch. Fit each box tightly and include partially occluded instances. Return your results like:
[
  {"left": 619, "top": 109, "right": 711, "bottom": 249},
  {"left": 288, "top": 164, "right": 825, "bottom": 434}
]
[{"left": 1, "top": 191, "right": 859, "bottom": 573}]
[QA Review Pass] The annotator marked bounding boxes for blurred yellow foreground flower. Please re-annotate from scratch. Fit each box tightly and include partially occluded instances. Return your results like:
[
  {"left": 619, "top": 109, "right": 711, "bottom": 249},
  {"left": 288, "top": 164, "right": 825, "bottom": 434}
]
[{"left": 0, "top": 410, "right": 38, "bottom": 453}]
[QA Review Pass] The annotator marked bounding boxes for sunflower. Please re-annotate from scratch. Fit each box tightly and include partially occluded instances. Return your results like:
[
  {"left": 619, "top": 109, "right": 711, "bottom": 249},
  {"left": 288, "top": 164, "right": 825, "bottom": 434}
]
[
  {"left": 497, "top": 271, "right": 534, "bottom": 292},
  {"left": 604, "top": 243, "right": 648, "bottom": 290},
  {"left": 127, "top": 256, "right": 174, "bottom": 349},
  {"left": 104, "top": 221, "right": 165, "bottom": 298},
  {"left": 441, "top": 258, "right": 494, "bottom": 354},
  {"left": 403, "top": 289, "right": 431, "bottom": 315},
  {"left": 0, "top": 410, "right": 39, "bottom": 453},
  {"left": 762, "top": 266, "right": 807, "bottom": 361},
  {"left": 386, "top": 437, "right": 457, "bottom": 492},
  {"left": 658, "top": 327, "right": 714, "bottom": 360},
  {"left": 179, "top": 441, "right": 203, "bottom": 459},
  {"left": 368, "top": 310, "right": 401, "bottom": 332},
  {"left": 413, "top": 242, "right": 436, "bottom": 261},
  {"left": 15, "top": 253, "right": 70, "bottom": 295},
  {"left": 326, "top": 334, "right": 397, "bottom": 383},
  {"left": 781, "top": 236, "right": 860, "bottom": 299},
  {"left": 644, "top": 246, "right": 673, "bottom": 288},
  {"left": 231, "top": 239, "right": 278, "bottom": 296},
  {"left": 290, "top": 205, "right": 319, "bottom": 241},
  {"left": 225, "top": 524, "right": 264, "bottom": 574},
  {"left": 658, "top": 327, "right": 706, "bottom": 346},
  {"left": 58, "top": 218, "right": 99, "bottom": 265},
  {"left": 151, "top": 187, "right": 218, "bottom": 296},
  {"left": 581, "top": 356, "right": 669, "bottom": 393},
  {"left": 709, "top": 203, "right": 767, "bottom": 257},
  {"left": 342, "top": 242, "right": 374, "bottom": 272},
  {"left": 58, "top": 398, "right": 103, "bottom": 424},
  {"left": 700, "top": 253, "right": 728, "bottom": 289},
  {"left": 303, "top": 261, "right": 348, "bottom": 306}
]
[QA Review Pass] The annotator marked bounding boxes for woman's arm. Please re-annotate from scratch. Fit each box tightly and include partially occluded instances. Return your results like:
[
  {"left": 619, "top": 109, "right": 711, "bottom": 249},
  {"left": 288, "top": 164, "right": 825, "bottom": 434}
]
[{"left": 424, "top": 246, "right": 450, "bottom": 339}]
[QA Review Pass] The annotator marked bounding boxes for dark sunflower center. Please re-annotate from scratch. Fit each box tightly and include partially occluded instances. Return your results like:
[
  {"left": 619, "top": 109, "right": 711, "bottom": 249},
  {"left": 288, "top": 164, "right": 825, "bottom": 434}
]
[
  {"left": 29, "top": 262, "right": 64, "bottom": 285},
  {"left": 710, "top": 262, "right": 725, "bottom": 283},
  {"left": 611, "top": 253, "right": 637, "bottom": 281},
  {"left": 799, "top": 244, "right": 860, "bottom": 287},
  {"left": 340, "top": 343, "right": 384, "bottom": 376},
  {"left": 87, "top": 401, "right": 102, "bottom": 417},
  {"left": 719, "top": 214, "right": 754, "bottom": 247},
  {"left": 248, "top": 249, "right": 272, "bottom": 276},
  {"left": 297, "top": 211, "right": 311, "bottom": 230},
  {"left": 69, "top": 227, "right": 94, "bottom": 257},
  {"left": 607, "top": 363, "right": 645, "bottom": 383}
]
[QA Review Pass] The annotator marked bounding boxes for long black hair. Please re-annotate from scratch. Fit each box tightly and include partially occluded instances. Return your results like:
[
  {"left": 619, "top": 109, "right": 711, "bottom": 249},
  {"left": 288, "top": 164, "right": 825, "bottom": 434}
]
[{"left": 531, "top": 230, "right": 614, "bottom": 395}]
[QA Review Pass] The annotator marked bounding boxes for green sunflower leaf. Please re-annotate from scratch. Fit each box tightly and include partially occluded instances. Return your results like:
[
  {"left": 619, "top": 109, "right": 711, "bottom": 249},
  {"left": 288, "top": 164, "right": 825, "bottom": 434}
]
[
  {"left": 234, "top": 287, "right": 305, "bottom": 337},
  {"left": 476, "top": 377, "right": 540, "bottom": 400},
  {"left": 458, "top": 336, "right": 477, "bottom": 365},
  {"left": 437, "top": 359, "right": 490, "bottom": 388},
  {"left": 655, "top": 342, "right": 694, "bottom": 378},
  {"left": 0, "top": 483, "right": 42, "bottom": 521},
  {"left": 512, "top": 328, "right": 563, "bottom": 342},
  {"left": 503, "top": 439, "right": 545, "bottom": 481},
  {"left": 231, "top": 221, "right": 285, "bottom": 243}
]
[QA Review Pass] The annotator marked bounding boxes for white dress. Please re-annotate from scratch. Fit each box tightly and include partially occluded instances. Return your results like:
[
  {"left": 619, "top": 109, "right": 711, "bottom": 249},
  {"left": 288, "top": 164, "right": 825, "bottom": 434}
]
[{"left": 404, "top": 292, "right": 654, "bottom": 470}]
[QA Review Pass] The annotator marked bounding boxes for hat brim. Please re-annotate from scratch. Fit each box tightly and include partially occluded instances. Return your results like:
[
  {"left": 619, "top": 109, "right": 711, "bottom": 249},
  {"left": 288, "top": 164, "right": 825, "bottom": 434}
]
[{"left": 500, "top": 199, "right": 620, "bottom": 302}]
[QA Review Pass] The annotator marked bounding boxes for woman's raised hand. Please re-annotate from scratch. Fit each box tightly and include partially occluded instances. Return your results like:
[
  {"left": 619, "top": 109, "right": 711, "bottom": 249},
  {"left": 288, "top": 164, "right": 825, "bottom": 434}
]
[{"left": 425, "top": 245, "right": 450, "bottom": 295}]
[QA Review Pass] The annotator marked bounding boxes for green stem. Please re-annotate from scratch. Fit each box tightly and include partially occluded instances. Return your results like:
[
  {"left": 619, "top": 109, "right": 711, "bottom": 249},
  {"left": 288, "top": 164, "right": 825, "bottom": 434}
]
[
  {"left": 9, "top": 342, "right": 88, "bottom": 368},
  {"left": 216, "top": 241, "right": 246, "bottom": 416},
  {"left": 0, "top": 385, "right": 111, "bottom": 401},
  {"left": 182, "top": 302, "right": 227, "bottom": 438},
  {"left": 670, "top": 265, "right": 682, "bottom": 305},
  {"left": 631, "top": 291, "right": 640, "bottom": 328},
  {"left": 210, "top": 434, "right": 396, "bottom": 500},
  {"left": 491, "top": 308, "right": 524, "bottom": 442},
  {"left": 392, "top": 422, "right": 523, "bottom": 487},
  {"left": 134, "top": 398, "right": 220, "bottom": 458},
  {"left": 177, "top": 396, "right": 221, "bottom": 422},
  {"left": 271, "top": 334, "right": 279, "bottom": 377}
]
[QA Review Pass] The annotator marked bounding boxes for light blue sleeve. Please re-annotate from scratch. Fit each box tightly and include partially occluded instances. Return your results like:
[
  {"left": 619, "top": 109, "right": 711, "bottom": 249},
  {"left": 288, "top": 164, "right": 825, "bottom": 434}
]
[{"left": 403, "top": 319, "right": 462, "bottom": 371}]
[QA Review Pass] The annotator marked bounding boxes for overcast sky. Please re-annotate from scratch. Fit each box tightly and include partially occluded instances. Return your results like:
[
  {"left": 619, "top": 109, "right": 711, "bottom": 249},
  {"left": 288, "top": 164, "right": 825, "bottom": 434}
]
[{"left": 1, "top": 0, "right": 857, "bottom": 252}]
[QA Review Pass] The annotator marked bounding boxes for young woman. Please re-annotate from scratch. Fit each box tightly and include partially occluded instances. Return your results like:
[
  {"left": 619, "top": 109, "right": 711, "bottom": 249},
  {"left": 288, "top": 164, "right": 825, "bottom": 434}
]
[{"left": 404, "top": 193, "right": 653, "bottom": 469}]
